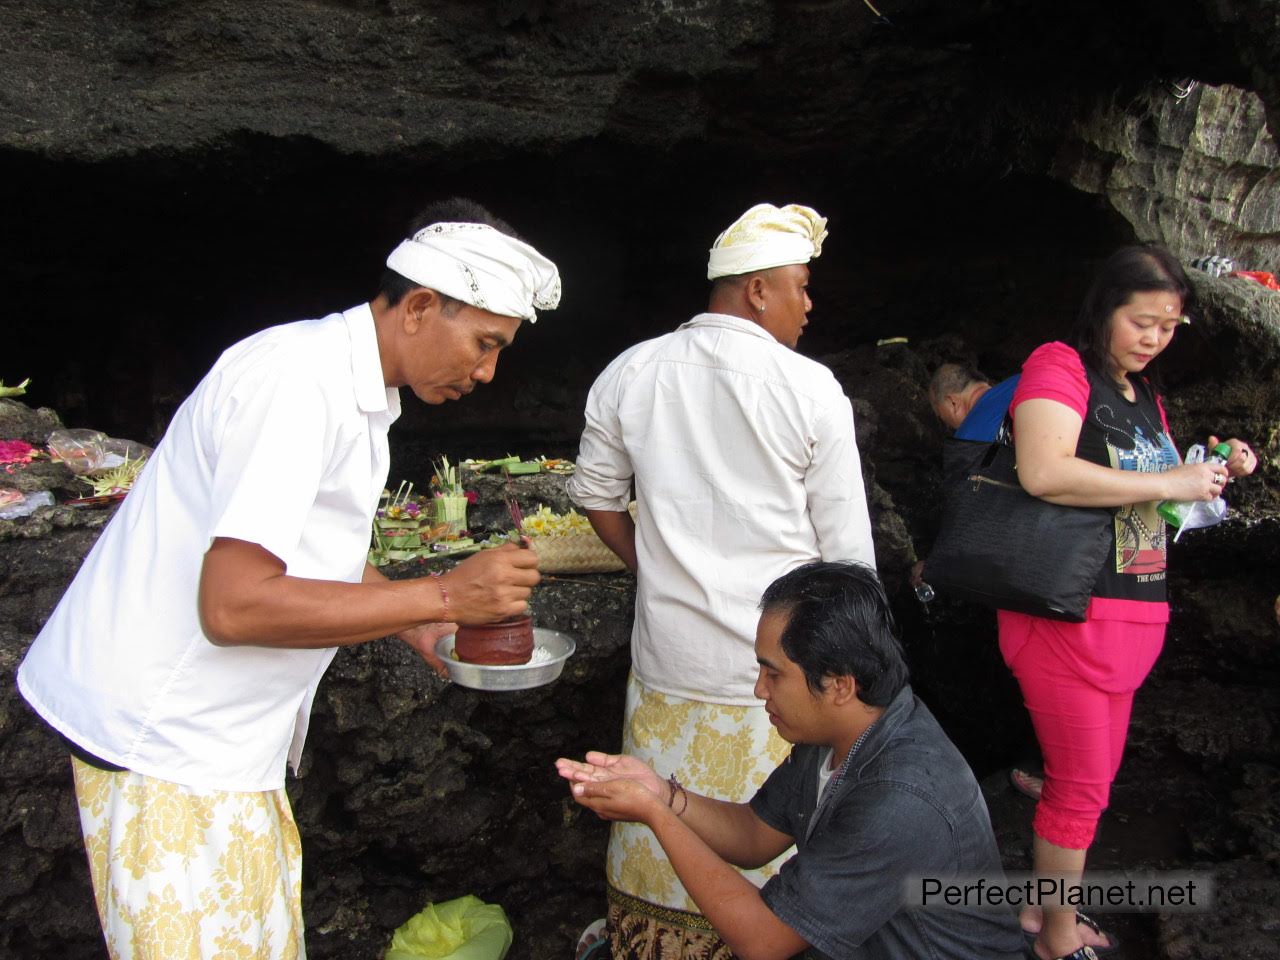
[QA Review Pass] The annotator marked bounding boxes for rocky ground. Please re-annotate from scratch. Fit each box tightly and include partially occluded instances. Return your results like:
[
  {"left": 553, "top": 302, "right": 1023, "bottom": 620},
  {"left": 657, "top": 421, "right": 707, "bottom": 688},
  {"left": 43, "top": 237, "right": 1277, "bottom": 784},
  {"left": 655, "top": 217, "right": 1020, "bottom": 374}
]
[
  {"left": 2, "top": 379, "right": 1278, "bottom": 958},
  {"left": 2, "top": 1, "right": 1279, "bottom": 956}
]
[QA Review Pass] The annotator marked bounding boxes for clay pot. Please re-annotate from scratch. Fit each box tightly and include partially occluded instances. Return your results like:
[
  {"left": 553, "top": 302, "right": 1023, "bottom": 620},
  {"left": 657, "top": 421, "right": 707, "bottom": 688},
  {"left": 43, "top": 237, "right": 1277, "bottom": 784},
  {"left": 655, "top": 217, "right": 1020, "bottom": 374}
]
[{"left": 454, "top": 615, "right": 534, "bottom": 665}]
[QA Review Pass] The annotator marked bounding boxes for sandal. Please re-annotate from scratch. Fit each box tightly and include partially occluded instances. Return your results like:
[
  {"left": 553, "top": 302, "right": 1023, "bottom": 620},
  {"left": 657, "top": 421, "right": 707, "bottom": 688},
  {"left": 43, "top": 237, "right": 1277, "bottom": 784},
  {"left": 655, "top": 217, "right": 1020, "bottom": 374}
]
[
  {"left": 1026, "top": 948, "right": 1099, "bottom": 960},
  {"left": 1075, "top": 912, "right": 1120, "bottom": 956},
  {"left": 575, "top": 918, "right": 608, "bottom": 960},
  {"left": 1022, "top": 912, "right": 1119, "bottom": 958},
  {"left": 1009, "top": 767, "right": 1044, "bottom": 801}
]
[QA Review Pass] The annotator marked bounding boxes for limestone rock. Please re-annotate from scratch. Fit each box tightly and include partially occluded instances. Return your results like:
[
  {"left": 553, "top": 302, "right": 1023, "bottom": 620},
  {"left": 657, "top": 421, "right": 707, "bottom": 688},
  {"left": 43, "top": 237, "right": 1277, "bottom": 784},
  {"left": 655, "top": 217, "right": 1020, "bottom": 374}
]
[{"left": 1052, "top": 83, "right": 1280, "bottom": 271}]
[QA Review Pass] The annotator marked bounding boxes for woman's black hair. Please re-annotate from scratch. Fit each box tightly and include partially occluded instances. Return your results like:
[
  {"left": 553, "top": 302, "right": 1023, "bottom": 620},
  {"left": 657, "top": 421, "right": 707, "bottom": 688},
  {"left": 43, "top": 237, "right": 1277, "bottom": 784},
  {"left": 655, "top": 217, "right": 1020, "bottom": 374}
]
[
  {"left": 1071, "top": 244, "right": 1193, "bottom": 379},
  {"left": 759, "top": 561, "right": 909, "bottom": 706}
]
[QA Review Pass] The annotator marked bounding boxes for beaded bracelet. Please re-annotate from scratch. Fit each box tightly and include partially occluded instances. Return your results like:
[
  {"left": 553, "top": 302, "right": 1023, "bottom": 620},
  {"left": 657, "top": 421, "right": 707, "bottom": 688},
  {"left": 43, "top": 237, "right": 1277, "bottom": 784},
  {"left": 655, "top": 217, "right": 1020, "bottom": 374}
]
[
  {"left": 667, "top": 773, "right": 689, "bottom": 817},
  {"left": 430, "top": 572, "right": 450, "bottom": 621}
]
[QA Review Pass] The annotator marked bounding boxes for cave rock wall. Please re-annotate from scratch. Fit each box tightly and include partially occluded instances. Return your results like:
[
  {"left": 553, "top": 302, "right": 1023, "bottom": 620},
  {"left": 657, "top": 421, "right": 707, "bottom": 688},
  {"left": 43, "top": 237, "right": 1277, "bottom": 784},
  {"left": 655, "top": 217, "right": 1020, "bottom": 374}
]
[{"left": 1053, "top": 83, "right": 1280, "bottom": 272}]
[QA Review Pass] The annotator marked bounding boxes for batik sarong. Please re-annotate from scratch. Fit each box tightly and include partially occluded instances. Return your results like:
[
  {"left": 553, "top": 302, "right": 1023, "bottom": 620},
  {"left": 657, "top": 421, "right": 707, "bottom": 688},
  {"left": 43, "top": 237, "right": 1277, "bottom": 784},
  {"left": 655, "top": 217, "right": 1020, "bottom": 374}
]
[
  {"left": 606, "top": 673, "right": 793, "bottom": 959},
  {"left": 71, "top": 756, "right": 305, "bottom": 960}
]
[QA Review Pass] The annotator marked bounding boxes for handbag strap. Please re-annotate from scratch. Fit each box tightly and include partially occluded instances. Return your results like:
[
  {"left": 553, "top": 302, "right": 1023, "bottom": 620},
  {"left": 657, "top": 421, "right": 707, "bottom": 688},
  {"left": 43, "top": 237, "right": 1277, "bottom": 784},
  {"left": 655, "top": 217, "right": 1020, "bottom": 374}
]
[{"left": 978, "top": 412, "right": 1015, "bottom": 470}]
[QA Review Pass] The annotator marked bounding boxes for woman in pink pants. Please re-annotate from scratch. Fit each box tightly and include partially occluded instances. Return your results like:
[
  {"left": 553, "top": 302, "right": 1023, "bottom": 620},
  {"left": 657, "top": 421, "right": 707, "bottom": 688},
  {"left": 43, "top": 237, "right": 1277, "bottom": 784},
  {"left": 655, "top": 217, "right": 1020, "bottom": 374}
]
[{"left": 1003, "top": 245, "right": 1257, "bottom": 960}]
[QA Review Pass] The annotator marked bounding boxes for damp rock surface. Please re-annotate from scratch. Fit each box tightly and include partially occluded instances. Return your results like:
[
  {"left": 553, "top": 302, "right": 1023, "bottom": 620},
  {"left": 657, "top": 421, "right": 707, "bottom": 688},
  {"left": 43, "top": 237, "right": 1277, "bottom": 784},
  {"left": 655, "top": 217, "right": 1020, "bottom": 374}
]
[
  {"left": 1, "top": 1, "right": 1279, "bottom": 956},
  {"left": 3, "top": 357, "right": 1279, "bottom": 958},
  {"left": 0, "top": 466, "right": 635, "bottom": 959},
  {"left": 3, "top": 0, "right": 1280, "bottom": 170},
  {"left": 1053, "top": 84, "right": 1280, "bottom": 278}
]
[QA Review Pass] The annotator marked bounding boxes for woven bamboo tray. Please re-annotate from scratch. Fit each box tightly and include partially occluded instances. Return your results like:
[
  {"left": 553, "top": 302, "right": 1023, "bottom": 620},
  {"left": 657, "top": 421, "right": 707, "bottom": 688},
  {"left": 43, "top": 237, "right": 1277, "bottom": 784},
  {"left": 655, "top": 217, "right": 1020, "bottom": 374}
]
[{"left": 530, "top": 533, "right": 627, "bottom": 574}]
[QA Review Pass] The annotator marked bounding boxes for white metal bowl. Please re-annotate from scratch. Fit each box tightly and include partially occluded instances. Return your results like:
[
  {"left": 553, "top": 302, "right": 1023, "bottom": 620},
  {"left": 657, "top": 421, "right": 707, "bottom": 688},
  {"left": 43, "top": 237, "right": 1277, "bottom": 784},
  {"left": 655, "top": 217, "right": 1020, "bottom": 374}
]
[{"left": 435, "top": 627, "right": 577, "bottom": 691}]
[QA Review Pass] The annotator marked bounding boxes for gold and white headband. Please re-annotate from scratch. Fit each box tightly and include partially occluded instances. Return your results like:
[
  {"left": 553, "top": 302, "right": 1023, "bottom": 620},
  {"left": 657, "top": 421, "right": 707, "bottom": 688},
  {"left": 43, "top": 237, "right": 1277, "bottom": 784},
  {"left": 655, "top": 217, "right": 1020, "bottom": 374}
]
[{"left": 707, "top": 203, "right": 828, "bottom": 280}]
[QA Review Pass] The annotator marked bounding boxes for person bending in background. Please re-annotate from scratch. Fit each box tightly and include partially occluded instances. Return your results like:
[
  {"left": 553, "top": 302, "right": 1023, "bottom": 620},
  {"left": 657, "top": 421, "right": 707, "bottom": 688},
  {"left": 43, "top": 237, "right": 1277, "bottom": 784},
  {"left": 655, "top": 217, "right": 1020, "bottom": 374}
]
[
  {"left": 927, "top": 362, "right": 1019, "bottom": 440},
  {"left": 1004, "top": 245, "right": 1256, "bottom": 960},
  {"left": 924, "top": 362, "right": 1046, "bottom": 802},
  {"left": 558, "top": 562, "right": 1025, "bottom": 960}
]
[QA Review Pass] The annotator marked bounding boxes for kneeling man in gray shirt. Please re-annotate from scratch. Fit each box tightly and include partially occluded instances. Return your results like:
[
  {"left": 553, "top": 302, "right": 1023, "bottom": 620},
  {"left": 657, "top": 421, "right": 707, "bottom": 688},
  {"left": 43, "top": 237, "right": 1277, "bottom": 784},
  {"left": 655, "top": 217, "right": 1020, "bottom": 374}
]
[{"left": 558, "top": 561, "right": 1024, "bottom": 960}]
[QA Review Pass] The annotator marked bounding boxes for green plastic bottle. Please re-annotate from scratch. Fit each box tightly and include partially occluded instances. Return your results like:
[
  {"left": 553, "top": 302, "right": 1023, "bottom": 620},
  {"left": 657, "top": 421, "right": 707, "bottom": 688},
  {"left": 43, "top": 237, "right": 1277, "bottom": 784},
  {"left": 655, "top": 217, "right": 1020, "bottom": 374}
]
[{"left": 1157, "top": 442, "right": 1232, "bottom": 528}]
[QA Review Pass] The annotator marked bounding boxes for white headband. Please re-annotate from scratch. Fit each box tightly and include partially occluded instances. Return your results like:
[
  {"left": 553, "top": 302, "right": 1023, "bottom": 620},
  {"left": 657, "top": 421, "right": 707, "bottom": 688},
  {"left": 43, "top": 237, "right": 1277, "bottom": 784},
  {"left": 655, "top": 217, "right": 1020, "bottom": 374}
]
[
  {"left": 707, "top": 203, "right": 828, "bottom": 280},
  {"left": 385, "top": 222, "right": 561, "bottom": 322}
]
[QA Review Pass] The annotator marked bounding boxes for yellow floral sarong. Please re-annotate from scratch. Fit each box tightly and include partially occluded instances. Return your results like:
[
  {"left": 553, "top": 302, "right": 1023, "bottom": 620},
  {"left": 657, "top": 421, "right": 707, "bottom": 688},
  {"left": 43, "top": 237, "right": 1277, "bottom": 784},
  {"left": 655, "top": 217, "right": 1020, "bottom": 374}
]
[
  {"left": 606, "top": 673, "right": 793, "bottom": 958},
  {"left": 71, "top": 756, "right": 305, "bottom": 960}
]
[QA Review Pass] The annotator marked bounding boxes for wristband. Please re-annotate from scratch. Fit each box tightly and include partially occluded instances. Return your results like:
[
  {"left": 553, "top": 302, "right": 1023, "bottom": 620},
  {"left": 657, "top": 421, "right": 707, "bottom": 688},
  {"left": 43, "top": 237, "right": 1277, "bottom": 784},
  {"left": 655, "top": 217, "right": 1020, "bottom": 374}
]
[
  {"left": 667, "top": 773, "right": 688, "bottom": 817},
  {"left": 430, "top": 572, "right": 450, "bottom": 621}
]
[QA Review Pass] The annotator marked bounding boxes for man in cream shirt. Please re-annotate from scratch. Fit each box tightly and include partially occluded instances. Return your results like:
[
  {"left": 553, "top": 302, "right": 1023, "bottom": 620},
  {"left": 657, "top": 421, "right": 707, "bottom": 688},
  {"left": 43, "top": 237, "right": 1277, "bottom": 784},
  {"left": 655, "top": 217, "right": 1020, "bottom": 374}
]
[
  {"left": 18, "top": 199, "right": 556, "bottom": 959},
  {"left": 567, "top": 203, "right": 876, "bottom": 958}
]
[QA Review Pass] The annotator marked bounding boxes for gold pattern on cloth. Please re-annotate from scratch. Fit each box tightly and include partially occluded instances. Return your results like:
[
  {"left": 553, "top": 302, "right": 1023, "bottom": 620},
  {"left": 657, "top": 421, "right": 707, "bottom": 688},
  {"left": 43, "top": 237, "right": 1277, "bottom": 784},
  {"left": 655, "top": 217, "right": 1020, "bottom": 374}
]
[
  {"left": 606, "top": 673, "right": 793, "bottom": 955},
  {"left": 71, "top": 757, "right": 305, "bottom": 960},
  {"left": 607, "top": 887, "right": 734, "bottom": 960}
]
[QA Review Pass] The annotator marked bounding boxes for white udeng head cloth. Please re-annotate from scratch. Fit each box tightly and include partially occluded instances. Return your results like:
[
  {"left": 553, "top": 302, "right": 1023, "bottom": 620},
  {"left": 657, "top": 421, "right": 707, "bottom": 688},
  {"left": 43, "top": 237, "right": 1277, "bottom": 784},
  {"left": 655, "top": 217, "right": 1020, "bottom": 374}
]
[
  {"left": 706, "top": 203, "right": 828, "bottom": 280},
  {"left": 385, "top": 222, "right": 561, "bottom": 322}
]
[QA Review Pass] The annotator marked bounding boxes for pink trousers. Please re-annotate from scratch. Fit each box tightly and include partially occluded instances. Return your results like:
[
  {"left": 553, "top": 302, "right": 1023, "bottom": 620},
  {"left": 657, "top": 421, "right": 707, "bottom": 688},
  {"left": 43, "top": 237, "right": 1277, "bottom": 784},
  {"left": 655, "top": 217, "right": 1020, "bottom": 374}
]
[{"left": 999, "top": 611, "right": 1164, "bottom": 850}]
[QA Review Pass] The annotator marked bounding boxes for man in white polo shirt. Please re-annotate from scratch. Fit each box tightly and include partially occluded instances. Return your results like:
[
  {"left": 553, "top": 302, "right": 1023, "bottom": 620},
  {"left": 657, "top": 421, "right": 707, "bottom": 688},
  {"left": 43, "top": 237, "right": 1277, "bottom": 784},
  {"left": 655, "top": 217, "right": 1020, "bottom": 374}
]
[
  {"left": 17, "top": 198, "right": 556, "bottom": 959},
  {"left": 566, "top": 203, "right": 876, "bottom": 957}
]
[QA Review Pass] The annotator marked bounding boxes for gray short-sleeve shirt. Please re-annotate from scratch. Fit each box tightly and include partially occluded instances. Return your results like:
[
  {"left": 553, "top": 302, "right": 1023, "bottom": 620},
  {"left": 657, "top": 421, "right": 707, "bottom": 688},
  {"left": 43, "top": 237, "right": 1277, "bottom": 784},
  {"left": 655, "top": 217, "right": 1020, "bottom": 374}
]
[{"left": 750, "top": 688, "right": 1025, "bottom": 960}]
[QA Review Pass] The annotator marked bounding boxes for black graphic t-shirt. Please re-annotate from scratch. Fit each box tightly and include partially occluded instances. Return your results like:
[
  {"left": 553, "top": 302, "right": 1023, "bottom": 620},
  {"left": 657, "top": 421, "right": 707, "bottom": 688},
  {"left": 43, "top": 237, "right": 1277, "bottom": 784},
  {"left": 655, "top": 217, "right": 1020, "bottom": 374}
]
[{"left": 1016, "top": 343, "right": 1180, "bottom": 613}]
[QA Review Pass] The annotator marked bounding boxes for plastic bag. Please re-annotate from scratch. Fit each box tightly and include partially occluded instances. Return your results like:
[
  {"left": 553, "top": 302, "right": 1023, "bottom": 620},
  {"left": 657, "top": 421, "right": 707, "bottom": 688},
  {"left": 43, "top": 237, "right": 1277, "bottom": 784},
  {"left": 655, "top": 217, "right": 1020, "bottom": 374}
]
[
  {"left": 1170, "top": 444, "right": 1229, "bottom": 542},
  {"left": 47, "top": 429, "right": 152, "bottom": 475},
  {"left": 384, "top": 895, "right": 512, "bottom": 960},
  {"left": 0, "top": 489, "right": 54, "bottom": 520}
]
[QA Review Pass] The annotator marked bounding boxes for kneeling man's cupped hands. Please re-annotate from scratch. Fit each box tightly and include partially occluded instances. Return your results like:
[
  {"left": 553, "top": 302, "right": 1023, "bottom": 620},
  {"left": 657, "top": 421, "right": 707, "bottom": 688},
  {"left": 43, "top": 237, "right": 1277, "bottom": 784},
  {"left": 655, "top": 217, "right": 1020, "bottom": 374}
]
[{"left": 556, "top": 752, "right": 667, "bottom": 823}]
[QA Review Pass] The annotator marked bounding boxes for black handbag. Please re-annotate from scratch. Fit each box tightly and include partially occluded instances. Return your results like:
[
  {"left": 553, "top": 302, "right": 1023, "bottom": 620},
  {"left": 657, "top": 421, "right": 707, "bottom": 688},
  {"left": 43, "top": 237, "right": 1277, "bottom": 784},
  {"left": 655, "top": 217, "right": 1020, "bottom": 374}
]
[{"left": 923, "top": 425, "right": 1113, "bottom": 622}]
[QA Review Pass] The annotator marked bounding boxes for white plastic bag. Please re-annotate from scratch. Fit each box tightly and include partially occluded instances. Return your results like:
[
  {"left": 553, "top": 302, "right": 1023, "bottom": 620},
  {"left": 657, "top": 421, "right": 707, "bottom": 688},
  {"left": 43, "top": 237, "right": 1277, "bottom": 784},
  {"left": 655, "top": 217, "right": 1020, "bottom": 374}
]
[
  {"left": 1170, "top": 444, "right": 1228, "bottom": 542},
  {"left": 0, "top": 489, "right": 54, "bottom": 520}
]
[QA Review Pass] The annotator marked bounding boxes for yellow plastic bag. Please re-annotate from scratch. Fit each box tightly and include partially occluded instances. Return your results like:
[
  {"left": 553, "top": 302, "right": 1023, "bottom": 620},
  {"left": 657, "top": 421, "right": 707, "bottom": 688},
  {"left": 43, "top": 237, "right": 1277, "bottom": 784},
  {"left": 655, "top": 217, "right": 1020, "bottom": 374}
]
[{"left": 384, "top": 895, "right": 513, "bottom": 960}]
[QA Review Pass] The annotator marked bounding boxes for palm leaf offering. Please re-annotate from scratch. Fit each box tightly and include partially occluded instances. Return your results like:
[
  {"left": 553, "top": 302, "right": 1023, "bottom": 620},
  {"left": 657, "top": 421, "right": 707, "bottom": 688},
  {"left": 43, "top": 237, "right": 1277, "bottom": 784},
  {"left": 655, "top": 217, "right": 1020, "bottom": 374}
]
[
  {"left": 0, "top": 377, "right": 30, "bottom": 398},
  {"left": 81, "top": 455, "right": 146, "bottom": 496},
  {"left": 461, "top": 455, "right": 573, "bottom": 475}
]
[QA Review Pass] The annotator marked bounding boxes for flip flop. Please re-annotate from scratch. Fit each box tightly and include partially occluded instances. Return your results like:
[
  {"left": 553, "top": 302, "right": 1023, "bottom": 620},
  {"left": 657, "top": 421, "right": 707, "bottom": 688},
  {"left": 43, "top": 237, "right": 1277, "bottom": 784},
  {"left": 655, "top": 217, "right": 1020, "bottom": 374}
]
[
  {"left": 1075, "top": 913, "right": 1120, "bottom": 956},
  {"left": 1025, "top": 948, "right": 1100, "bottom": 960},
  {"left": 1022, "top": 913, "right": 1119, "bottom": 958},
  {"left": 1009, "top": 767, "right": 1044, "bottom": 801}
]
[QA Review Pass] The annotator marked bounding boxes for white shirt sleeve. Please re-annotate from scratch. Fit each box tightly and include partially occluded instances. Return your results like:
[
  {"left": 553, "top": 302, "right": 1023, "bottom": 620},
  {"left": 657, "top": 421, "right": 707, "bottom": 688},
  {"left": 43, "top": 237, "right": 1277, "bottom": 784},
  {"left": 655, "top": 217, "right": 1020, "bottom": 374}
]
[
  {"left": 205, "top": 363, "right": 333, "bottom": 567},
  {"left": 806, "top": 389, "right": 876, "bottom": 569},
  {"left": 567, "top": 368, "right": 634, "bottom": 512}
]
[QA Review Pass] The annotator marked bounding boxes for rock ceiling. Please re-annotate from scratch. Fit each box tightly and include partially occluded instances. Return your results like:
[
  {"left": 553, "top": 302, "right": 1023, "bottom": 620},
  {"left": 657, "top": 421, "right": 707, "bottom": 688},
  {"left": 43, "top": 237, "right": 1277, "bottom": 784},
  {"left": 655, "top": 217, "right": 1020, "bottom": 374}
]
[{"left": 2, "top": 0, "right": 1276, "bottom": 169}]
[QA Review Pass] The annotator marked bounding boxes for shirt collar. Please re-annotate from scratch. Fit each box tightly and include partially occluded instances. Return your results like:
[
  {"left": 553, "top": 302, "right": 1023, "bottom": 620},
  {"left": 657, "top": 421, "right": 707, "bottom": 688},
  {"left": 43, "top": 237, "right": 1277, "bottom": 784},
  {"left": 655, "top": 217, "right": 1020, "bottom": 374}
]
[
  {"left": 848, "top": 684, "right": 915, "bottom": 779},
  {"left": 800, "top": 685, "right": 915, "bottom": 843},
  {"left": 344, "top": 303, "right": 401, "bottom": 420},
  {"left": 677, "top": 311, "right": 780, "bottom": 344}
]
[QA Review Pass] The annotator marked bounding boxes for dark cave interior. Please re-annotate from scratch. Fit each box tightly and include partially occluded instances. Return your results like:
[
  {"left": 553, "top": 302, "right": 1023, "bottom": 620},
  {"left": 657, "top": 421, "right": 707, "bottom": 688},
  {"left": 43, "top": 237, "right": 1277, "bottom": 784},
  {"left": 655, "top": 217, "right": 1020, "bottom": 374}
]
[
  {"left": 0, "top": 136, "right": 1150, "bottom": 779},
  {"left": 2, "top": 136, "right": 1140, "bottom": 450},
  {"left": 6, "top": 0, "right": 1274, "bottom": 461},
  {"left": 5, "top": 0, "right": 1263, "bottom": 462}
]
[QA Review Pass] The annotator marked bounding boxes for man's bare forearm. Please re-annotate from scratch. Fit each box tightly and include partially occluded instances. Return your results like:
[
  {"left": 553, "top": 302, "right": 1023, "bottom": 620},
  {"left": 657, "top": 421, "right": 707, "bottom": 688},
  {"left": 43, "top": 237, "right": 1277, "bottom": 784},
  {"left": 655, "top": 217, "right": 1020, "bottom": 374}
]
[
  {"left": 200, "top": 541, "right": 449, "bottom": 648},
  {"left": 674, "top": 791, "right": 791, "bottom": 869},
  {"left": 199, "top": 538, "right": 536, "bottom": 648},
  {"left": 648, "top": 805, "right": 806, "bottom": 960},
  {"left": 584, "top": 508, "right": 638, "bottom": 572}
]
